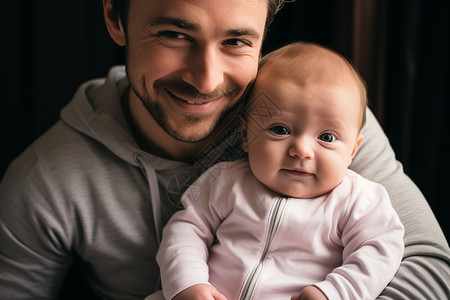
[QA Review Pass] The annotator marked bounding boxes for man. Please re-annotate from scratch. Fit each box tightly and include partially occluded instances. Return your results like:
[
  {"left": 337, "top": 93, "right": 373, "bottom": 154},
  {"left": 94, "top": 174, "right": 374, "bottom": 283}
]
[{"left": 0, "top": 0, "right": 448, "bottom": 299}]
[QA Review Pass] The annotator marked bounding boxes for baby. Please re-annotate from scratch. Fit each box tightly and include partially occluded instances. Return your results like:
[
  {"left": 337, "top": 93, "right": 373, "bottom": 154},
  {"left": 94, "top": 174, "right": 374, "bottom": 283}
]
[{"left": 148, "top": 42, "right": 404, "bottom": 300}]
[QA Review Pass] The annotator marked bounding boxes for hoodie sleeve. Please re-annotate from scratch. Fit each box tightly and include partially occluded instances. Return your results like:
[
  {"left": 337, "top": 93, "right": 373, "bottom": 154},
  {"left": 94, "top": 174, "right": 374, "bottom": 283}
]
[
  {"left": 0, "top": 146, "right": 74, "bottom": 299},
  {"left": 349, "top": 108, "right": 450, "bottom": 299}
]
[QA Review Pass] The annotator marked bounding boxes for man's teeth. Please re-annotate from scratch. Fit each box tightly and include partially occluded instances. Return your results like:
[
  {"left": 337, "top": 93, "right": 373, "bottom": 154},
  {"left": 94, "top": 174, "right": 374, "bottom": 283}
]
[{"left": 185, "top": 100, "right": 202, "bottom": 105}]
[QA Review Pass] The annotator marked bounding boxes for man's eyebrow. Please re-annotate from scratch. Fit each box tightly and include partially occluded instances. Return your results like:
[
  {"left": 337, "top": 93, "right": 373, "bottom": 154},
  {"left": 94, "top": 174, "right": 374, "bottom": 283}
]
[
  {"left": 226, "top": 29, "right": 261, "bottom": 39},
  {"left": 149, "top": 16, "right": 198, "bottom": 31},
  {"left": 149, "top": 17, "right": 260, "bottom": 39}
]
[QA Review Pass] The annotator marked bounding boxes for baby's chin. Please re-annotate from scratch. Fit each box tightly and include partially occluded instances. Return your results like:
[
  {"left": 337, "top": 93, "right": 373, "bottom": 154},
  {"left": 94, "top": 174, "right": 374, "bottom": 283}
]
[{"left": 271, "top": 185, "right": 336, "bottom": 199}]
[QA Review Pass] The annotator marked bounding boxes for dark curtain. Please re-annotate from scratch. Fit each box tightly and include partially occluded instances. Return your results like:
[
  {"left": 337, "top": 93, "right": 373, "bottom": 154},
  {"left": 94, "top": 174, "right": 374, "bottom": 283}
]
[
  {"left": 2, "top": 0, "right": 449, "bottom": 298},
  {"left": 2, "top": 1, "right": 124, "bottom": 176}
]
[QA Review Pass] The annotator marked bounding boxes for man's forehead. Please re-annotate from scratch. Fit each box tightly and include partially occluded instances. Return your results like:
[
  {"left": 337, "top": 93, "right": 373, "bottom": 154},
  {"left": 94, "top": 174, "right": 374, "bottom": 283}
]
[{"left": 141, "top": 0, "right": 268, "bottom": 21}]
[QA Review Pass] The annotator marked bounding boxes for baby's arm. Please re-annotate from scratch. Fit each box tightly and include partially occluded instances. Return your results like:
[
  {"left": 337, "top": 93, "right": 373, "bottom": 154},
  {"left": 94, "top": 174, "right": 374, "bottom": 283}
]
[
  {"left": 314, "top": 177, "right": 404, "bottom": 299},
  {"left": 172, "top": 284, "right": 227, "bottom": 300},
  {"left": 156, "top": 163, "right": 233, "bottom": 300},
  {"left": 157, "top": 199, "right": 217, "bottom": 299}
]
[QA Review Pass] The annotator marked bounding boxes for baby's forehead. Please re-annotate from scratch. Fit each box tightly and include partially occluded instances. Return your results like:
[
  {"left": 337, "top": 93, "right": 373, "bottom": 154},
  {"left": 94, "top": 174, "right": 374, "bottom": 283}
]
[
  {"left": 253, "top": 64, "right": 361, "bottom": 107},
  {"left": 249, "top": 67, "right": 364, "bottom": 125},
  {"left": 252, "top": 43, "right": 367, "bottom": 129},
  {"left": 258, "top": 49, "right": 364, "bottom": 99},
  {"left": 260, "top": 53, "right": 356, "bottom": 86}
]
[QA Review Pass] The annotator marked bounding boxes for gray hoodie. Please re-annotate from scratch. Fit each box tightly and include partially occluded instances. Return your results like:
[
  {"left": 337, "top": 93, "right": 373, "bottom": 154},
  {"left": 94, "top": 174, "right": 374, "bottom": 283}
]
[{"left": 0, "top": 66, "right": 449, "bottom": 299}]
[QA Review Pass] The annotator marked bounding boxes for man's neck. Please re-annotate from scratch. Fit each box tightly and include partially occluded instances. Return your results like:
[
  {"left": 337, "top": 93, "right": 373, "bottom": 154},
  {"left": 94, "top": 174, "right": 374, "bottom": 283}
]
[{"left": 123, "top": 91, "right": 216, "bottom": 163}]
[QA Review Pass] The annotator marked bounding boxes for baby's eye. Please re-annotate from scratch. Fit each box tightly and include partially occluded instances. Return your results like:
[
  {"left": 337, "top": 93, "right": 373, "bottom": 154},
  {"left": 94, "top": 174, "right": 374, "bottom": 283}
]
[
  {"left": 270, "top": 126, "right": 290, "bottom": 135},
  {"left": 318, "top": 133, "right": 336, "bottom": 142}
]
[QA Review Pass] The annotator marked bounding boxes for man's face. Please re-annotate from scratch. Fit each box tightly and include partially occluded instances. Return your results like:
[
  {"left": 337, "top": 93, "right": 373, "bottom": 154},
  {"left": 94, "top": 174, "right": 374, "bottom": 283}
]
[{"left": 124, "top": 0, "right": 267, "bottom": 142}]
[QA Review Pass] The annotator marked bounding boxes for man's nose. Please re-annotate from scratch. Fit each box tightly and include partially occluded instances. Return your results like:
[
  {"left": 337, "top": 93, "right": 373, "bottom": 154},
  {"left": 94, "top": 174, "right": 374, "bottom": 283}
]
[
  {"left": 181, "top": 45, "right": 225, "bottom": 95},
  {"left": 288, "top": 137, "right": 314, "bottom": 160}
]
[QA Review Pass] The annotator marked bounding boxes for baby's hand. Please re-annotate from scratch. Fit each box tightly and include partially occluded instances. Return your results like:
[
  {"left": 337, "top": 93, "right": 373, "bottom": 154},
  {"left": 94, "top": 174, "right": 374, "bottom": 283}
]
[
  {"left": 172, "top": 283, "right": 228, "bottom": 300},
  {"left": 291, "top": 286, "right": 328, "bottom": 300}
]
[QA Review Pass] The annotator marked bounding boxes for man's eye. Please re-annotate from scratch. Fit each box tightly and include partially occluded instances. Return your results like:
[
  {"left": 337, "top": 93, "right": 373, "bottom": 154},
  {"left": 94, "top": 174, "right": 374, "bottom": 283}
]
[
  {"left": 270, "top": 126, "right": 290, "bottom": 135},
  {"left": 318, "top": 133, "right": 336, "bottom": 142},
  {"left": 158, "top": 31, "right": 187, "bottom": 40},
  {"left": 223, "top": 39, "right": 250, "bottom": 47}
]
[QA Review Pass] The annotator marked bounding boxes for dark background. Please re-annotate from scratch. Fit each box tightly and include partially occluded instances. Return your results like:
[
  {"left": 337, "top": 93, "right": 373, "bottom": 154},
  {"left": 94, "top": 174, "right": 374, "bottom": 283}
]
[{"left": 2, "top": 0, "right": 449, "bottom": 297}]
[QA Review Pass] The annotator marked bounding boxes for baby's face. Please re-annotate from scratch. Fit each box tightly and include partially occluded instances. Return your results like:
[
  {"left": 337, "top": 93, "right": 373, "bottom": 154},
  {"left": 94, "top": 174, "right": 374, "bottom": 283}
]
[{"left": 243, "top": 73, "right": 364, "bottom": 198}]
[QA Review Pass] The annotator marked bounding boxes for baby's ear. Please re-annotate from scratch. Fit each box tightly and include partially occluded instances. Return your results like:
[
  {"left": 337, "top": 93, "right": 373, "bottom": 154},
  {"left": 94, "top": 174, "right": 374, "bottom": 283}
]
[
  {"left": 350, "top": 133, "right": 364, "bottom": 159},
  {"left": 239, "top": 116, "right": 249, "bottom": 153}
]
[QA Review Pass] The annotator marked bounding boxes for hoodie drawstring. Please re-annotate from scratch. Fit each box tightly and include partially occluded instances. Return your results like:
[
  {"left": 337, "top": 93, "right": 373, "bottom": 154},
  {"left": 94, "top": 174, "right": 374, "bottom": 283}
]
[
  {"left": 135, "top": 153, "right": 162, "bottom": 244},
  {"left": 135, "top": 154, "right": 163, "bottom": 291}
]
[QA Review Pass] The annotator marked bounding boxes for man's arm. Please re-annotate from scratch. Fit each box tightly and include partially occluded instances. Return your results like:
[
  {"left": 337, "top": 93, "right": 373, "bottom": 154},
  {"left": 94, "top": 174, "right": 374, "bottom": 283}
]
[
  {"left": 0, "top": 149, "right": 73, "bottom": 299},
  {"left": 350, "top": 108, "right": 450, "bottom": 299}
]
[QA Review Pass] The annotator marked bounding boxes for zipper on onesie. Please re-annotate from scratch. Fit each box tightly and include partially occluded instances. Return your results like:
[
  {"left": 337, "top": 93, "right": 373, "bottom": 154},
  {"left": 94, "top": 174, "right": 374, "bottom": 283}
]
[{"left": 238, "top": 197, "right": 287, "bottom": 300}]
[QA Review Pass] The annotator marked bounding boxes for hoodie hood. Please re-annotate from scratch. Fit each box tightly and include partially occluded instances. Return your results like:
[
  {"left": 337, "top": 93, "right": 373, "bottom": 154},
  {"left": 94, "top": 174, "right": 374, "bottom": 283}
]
[
  {"left": 61, "top": 66, "right": 146, "bottom": 168},
  {"left": 59, "top": 66, "right": 195, "bottom": 243}
]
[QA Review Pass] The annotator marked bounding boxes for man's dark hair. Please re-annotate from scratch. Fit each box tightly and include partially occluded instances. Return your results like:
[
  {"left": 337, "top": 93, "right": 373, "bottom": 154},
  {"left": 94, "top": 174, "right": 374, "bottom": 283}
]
[{"left": 111, "top": 0, "right": 287, "bottom": 34}]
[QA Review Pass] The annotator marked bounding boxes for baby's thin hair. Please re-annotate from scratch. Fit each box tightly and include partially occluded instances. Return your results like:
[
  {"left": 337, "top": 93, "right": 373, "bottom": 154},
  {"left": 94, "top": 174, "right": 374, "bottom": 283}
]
[{"left": 259, "top": 42, "right": 368, "bottom": 130}]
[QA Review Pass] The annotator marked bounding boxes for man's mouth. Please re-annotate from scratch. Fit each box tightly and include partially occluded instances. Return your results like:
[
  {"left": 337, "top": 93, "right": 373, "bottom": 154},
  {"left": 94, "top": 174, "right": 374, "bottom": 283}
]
[
  {"left": 154, "top": 77, "right": 241, "bottom": 105},
  {"left": 167, "top": 89, "right": 218, "bottom": 106},
  {"left": 184, "top": 99, "right": 213, "bottom": 105}
]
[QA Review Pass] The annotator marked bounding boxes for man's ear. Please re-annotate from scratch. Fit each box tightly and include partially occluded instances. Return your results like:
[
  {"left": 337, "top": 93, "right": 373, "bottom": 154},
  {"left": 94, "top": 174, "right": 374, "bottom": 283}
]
[
  {"left": 350, "top": 133, "right": 364, "bottom": 160},
  {"left": 103, "top": 0, "right": 126, "bottom": 46}
]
